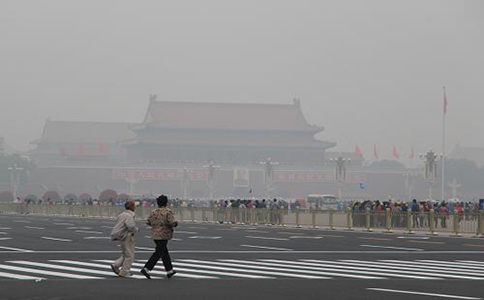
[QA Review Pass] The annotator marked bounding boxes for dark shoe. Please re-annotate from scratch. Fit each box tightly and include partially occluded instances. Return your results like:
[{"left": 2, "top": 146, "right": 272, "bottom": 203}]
[
  {"left": 166, "top": 270, "right": 177, "bottom": 279},
  {"left": 140, "top": 268, "right": 151, "bottom": 279},
  {"left": 110, "top": 264, "right": 120, "bottom": 275}
]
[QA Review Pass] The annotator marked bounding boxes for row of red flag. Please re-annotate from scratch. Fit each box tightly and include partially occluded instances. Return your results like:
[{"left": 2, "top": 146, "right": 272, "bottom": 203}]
[
  {"left": 59, "top": 141, "right": 110, "bottom": 156},
  {"left": 355, "top": 144, "right": 414, "bottom": 160}
]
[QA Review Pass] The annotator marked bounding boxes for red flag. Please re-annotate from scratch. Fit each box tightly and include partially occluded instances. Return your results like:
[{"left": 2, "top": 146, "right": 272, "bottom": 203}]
[
  {"left": 355, "top": 144, "right": 363, "bottom": 159},
  {"left": 408, "top": 147, "right": 414, "bottom": 159},
  {"left": 373, "top": 144, "right": 379, "bottom": 160},
  {"left": 443, "top": 86, "right": 448, "bottom": 115},
  {"left": 392, "top": 146, "right": 400, "bottom": 159}
]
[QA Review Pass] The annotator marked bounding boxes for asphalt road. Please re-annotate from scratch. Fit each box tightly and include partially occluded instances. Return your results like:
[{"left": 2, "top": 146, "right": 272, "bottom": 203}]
[{"left": 1, "top": 213, "right": 484, "bottom": 300}]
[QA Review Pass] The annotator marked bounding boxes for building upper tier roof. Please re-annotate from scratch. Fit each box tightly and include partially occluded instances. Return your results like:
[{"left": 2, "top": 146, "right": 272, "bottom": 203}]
[
  {"left": 33, "top": 120, "right": 135, "bottom": 144},
  {"left": 141, "top": 99, "right": 323, "bottom": 132}
]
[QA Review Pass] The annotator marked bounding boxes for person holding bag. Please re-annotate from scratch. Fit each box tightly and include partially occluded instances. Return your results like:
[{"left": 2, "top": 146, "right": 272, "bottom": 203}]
[{"left": 140, "top": 195, "right": 178, "bottom": 279}]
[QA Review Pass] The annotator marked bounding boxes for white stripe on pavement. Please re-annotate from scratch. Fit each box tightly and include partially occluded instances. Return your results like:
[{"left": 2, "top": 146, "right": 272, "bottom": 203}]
[
  {"left": 409, "top": 260, "right": 484, "bottom": 271},
  {"left": 246, "top": 236, "right": 289, "bottom": 241},
  {"left": 379, "top": 260, "right": 484, "bottom": 276},
  {"left": 0, "top": 238, "right": 12, "bottom": 240},
  {"left": 0, "top": 246, "right": 32, "bottom": 252},
  {"left": 177, "top": 260, "right": 328, "bottom": 279},
  {"left": 172, "top": 262, "right": 279, "bottom": 279},
  {"left": 41, "top": 237, "right": 72, "bottom": 242},
  {"left": 367, "top": 288, "right": 482, "bottom": 300},
  {"left": 9, "top": 261, "right": 123, "bottom": 277},
  {"left": 360, "top": 245, "right": 423, "bottom": 251},
  {"left": 299, "top": 260, "right": 442, "bottom": 280},
  {"left": 240, "top": 245, "right": 293, "bottom": 251},
  {"left": 96, "top": 260, "right": 220, "bottom": 279},
  {"left": 75, "top": 230, "right": 103, "bottom": 234},
  {"left": 248, "top": 260, "right": 384, "bottom": 279},
  {"left": 339, "top": 260, "right": 484, "bottom": 280},
  {"left": 0, "top": 264, "right": 102, "bottom": 279},
  {"left": 50, "top": 260, "right": 154, "bottom": 279},
  {"left": 84, "top": 237, "right": 111, "bottom": 240},
  {"left": 0, "top": 271, "right": 44, "bottom": 280},
  {"left": 0, "top": 232, "right": 9, "bottom": 235},
  {"left": 54, "top": 223, "right": 74, "bottom": 226},
  {"left": 24, "top": 226, "right": 44, "bottom": 230},
  {"left": 0, "top": 228, "right": 12, "bottom": 230}
]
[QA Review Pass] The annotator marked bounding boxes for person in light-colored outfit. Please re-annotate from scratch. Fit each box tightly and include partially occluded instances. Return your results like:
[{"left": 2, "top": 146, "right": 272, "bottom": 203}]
[{"left": 110, "top": 201, "right": 139, "bottom": 277}]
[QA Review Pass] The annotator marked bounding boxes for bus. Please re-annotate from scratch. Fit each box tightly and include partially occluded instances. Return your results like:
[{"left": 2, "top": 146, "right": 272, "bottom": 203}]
[{"left": 307, "top": 194, "right": 338, "bottom": 210}]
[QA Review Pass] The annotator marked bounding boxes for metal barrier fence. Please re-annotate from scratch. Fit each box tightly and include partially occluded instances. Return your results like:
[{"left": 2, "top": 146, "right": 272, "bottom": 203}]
[{"left": 1, "top": 203, "right": 483, "bottom": 236}]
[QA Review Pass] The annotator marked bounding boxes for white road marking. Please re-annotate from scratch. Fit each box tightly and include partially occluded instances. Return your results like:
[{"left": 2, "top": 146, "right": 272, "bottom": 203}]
[
  {"left": 240, "top": 260, "right": 384, "bottom": 279},
  {"left": 0, "top": 246, "right": 32, "bottom": 252},
  {"left": 0, "top": 264, "right": 101, "bottom": 279},
  {"left": 0, "top": 232, "right": 7, "bottom": 235},
  {"left": 84, "top": 237, "right": 111, "bottom": 240},
  {"left": 367, "top": 288, "right": 482, "bottom": 300},
  {"left": 360, "top": 245, "right": 423, "bottom": 251},
  {"left": 246, "top": 236, "right": 289, "bottom": 241},
  {"left": 397, "top": 236, "right": 430, "bottom": 240},
  {"left": 299, "top": 260, "right": 442, "bottom": 280},
  {"left": 176, "top": 231, "right": 197, "bottom": 234},
  {"left": 383, "top": 260, "right": 484, "bottom": 274},
  {"left": 97, "top": 260, "right": 218, "bottom": 279},
  {"left": 24, "top": 226, "right": 45, "bottom": 230},
  {"left": 2, "top": 250, "right": 484, "bottom": 254},
  {"left": 0, "top": 270, "right": 44, "bottom": 280},
  {"left": 0, "top": 227, "right": 12, "bottom": 230},
  {"left": 67, "top": 227, "right": 92, "bottom": 230},
  {"left": 457, "top": 260, "right": 484, "bottom": 265},
  {"left": 101, "top": 226, "right": 113, "bottom": 229},
  {"left": 0, "top": 238, "right": 12, "bottom": 241},
  {"left": 54, "top": 223, "right": 74, "bottom": 226},
  {"left": 188, "top": 236, "right": 221, "bottom": 239},
  {"left": 13, "top": 220, "right": 30, "bottom": 224},
  {"left": 339, "top": 260, "right": 484, "bottom": 280},
  {"left": 289, "top": 236, "right": 323, "bottom": 239},
  {"left": 135, "top": 247, "right": 155, "bottom": 251},
  {"left": 240, "top": 245, "right": 293, "bottom": 251},
  {"left": 50, "top": 260, "right": 152, "bottom": 279},
  {"left": 41, "top": 236, "right": 73, "bottom": 242},
  {"left": 9, "top": 261, "right": 123, "bottom": 277},
  {"left": 75, "top": 230, "right": 103, "bottom": 234},
  {"left": 411, "top": 260, "right": 484, "bottom": 271},
  {"left": 178, "top": 259, "right": 328, "bottom": 279}
]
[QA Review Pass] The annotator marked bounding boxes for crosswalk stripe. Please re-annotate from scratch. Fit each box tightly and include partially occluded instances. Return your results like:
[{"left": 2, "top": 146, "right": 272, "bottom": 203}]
[
  {"left": 299, "top": 260, "right": 442, "bottom": 280},
  {"left": 0, "top": 270, "right": 44, "bottom": 280},
  {"left": 246, "top": 259, "right": 384, "bottom": 279},
  {"left": 9, "top": 261, "right": 123, "bottom": 277},
  {"left": 178, "top": 260, "right": 328, "bottom": 279},
  {"left": 339, "top": 260, "right": 484, "bottom": 280},
  {"left": 410, "top": 260, "right": 484, "bottom": 271},
  {"left": 379, "top": 260, "right": 484, "bottom": 276},
  {"left": 96, "top": 260, "right": 220, "bottom": 279},
  {"left": 258, "top": 259, "right": 439, "bottom": 280},
  {"left": 456, "top": 261, "right": 484, "bottom": 266},
  {"left": 51, "top": 260, "right": 153, "bottom": 279},
  {"left": 171, "top": 262, "right": 278, "bottom": 279},
  {"left": 0, "top": 264, "right": 102, "bottom": 279}
]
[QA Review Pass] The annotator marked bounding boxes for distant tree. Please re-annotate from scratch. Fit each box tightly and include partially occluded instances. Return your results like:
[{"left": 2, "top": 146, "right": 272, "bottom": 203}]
[
  {"left": 369, "top": 160, "right": 406, "bottom": 170},
  {"left": 79, "top": 193, "right": 92, "bottom": 204},
  {"left": 0, "top": 191, "right": 14, "bottom": 202},
  {"left": 99, "top": 189, "right": 118, "bottom": 202},
  {"left": 42, "top": 190, "right": 61, "bottom": 202}
]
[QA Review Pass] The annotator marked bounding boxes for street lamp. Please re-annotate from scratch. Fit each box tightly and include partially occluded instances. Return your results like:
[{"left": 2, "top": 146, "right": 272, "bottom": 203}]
[
  {"left": 259, "top": 157, "right": 279, "bottom": 198},
  {"left": 328, "top": 156, "right": 350, "bottom": 199},
  {"left": 419, "top": 150, "right": 442, "bottom": 200},
  {"left": 402, "top": 172, "right": 419, "bottom": 202},
  {"left": 7, "top": 163, "right": 24, "bottom": 200},
  {"left": 203, "top": 160, "right": 220, "bottom": 200}
]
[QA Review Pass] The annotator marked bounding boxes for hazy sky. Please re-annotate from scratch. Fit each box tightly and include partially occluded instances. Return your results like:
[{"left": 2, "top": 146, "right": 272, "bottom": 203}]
[{"left": 1, "top": 0, "right": 483, "bottom": 160}]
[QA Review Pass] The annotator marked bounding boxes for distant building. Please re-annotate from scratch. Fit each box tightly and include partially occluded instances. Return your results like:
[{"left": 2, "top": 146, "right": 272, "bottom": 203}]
[
  {"left": 124, "top": 98, "right": 335, "bottom": 165},
  {"left": 448, "top": 145, "right": 484, "bottom": 167}
]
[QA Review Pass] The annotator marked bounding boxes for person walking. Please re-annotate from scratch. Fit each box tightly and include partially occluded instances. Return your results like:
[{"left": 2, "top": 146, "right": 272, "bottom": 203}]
[
  {"left": 140, "top": 195, "right": 178, "bottom": 279},
  {"left": 110, "top": 200, "right": 139, "bottom": 277}
]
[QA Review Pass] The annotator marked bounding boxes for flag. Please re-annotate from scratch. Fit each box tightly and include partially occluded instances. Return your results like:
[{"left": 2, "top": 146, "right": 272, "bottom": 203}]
[
  {"left": 408, "top": 147, "right": 414, "bottom": 159},
  {"left": 443, "top": 86, "right": 448, "bottom": 115},
  {"left": 355, "top": 144, "right": 363, "bottom": 159},
  {"left": 373, "top": 144, "right": 379, "bottom": 160},
  {"left": 392, "top": 146, "right": 400, "bottom": 159}
]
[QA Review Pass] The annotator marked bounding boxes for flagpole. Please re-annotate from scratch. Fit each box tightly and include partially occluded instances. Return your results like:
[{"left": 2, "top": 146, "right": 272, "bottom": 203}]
[{"left": 441, "top": 86, "right": 446, "bottom": 201}]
